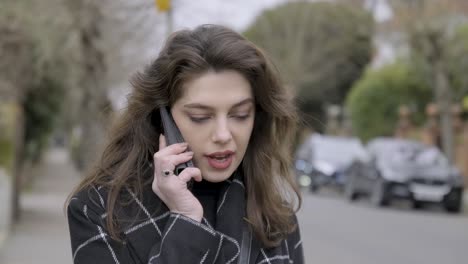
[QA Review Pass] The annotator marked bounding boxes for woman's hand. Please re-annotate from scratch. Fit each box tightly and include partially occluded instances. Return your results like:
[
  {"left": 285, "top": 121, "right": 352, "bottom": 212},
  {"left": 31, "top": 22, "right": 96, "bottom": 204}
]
[{"left": 152, "top": 134, "right": 203, "bottom": 222}]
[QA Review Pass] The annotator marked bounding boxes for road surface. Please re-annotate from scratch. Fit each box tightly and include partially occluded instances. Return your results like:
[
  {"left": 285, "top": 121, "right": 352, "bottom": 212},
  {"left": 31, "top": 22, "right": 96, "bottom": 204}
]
[{"left": 297, "top": 190, "right": 468, "bottom": 264}]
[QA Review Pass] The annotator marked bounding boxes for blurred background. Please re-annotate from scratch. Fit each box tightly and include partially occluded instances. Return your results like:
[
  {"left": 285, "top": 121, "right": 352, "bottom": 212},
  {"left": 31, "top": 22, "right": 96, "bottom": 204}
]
[{"left": 1, "top": 0, "right": 467, "bottom": 263}]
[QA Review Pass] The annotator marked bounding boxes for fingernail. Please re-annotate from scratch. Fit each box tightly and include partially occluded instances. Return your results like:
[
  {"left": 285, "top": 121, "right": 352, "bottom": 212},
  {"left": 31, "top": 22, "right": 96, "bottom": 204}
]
[{"left": 186, "top": 151, "right": 194, "bottom": 155}]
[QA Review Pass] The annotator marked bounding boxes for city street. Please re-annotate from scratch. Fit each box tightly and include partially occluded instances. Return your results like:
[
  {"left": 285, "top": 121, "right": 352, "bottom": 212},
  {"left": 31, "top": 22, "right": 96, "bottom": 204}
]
[
  {"left": 3, "top": 1, "right": 468, "bottom": 264},
  {"left": 297, "top": 190, "right": 468, "bottom": 264}
]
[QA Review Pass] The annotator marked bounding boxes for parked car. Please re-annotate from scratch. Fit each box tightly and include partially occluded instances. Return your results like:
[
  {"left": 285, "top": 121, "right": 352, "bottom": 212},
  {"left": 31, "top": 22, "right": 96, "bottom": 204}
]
[
  {"left": 344, "top": 137, "right": 465, "bottom": 213},
  {"left": 294, "top": 133, "right": 367, "bottom": 192}
]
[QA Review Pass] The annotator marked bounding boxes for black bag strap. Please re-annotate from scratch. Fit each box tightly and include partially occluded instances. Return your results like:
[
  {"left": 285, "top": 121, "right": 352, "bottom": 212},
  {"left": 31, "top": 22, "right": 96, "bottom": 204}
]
[{"left": 238, "top": 224, "right": 252, "bottom": 264}]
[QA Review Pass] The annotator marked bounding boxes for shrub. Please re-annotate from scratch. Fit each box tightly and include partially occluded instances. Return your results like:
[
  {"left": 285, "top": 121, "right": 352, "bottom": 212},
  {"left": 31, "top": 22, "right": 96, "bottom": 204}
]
[{"left": 346, "top": 62, "right": 431, "bottom": 141}]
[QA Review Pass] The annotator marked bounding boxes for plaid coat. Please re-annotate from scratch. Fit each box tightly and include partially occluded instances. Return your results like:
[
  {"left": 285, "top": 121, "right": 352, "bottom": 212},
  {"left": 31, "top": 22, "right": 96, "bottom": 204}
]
[{"left": 67, "top": 172, "right": 304, "bottom": 264}]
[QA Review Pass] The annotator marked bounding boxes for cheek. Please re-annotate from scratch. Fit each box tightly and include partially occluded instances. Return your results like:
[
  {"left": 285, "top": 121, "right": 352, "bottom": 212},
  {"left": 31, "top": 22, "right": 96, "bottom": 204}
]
[
  {"left": 171, "top": 113, "right": 203, "bottom": 147},
  {"left": 180, "top": 128, "right": 202, "bottom": 151},
  {"left": 180, "top": 132, "right": 204, "bottom": 167},
  {"left": 235, "top": 121, "right": 255, "bottom": 147},
  {"left": 177, "top": 123, "right": 209, "bottom": 157}
]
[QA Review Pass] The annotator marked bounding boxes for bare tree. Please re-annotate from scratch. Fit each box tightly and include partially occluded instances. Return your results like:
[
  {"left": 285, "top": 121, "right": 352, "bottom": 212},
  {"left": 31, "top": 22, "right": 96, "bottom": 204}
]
[
  {"left": 244, "top": 2, "right": 374, "bottom": 130},
  {"left": 0, "top": 0, "right": 81, "bottom": 220},
  {"left": 389, "top": 0, "right": 468, "bottom": 162}
]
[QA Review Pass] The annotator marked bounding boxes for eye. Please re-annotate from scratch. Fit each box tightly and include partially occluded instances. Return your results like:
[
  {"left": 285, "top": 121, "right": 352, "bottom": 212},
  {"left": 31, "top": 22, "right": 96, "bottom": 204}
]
[
  {"left": 189, "top": 116, "right": 210, "bottom": 123},
  {"left": 230, "top": 107, "right": 252, "bottom": 121},
  {"left": 232, "top": 114, "right": 251, "bottom": 121}
]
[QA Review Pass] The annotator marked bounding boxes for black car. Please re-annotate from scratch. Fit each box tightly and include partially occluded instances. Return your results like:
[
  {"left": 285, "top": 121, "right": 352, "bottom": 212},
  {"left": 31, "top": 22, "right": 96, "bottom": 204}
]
[
  {"left": 344, "top": 137, "right": 464, "bottom": 213},
  {"left": 294, "top": 133, "right": 367, "bottom": 192}
]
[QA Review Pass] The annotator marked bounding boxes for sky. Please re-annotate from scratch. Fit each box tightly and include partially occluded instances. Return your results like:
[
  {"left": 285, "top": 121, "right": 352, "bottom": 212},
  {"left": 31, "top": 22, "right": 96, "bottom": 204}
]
[
  {"left": 171, "top": 0, "right": 392, "bottom": 31},
  {"left": 171, "top": 0, "right": 288, "bottom": 31}
]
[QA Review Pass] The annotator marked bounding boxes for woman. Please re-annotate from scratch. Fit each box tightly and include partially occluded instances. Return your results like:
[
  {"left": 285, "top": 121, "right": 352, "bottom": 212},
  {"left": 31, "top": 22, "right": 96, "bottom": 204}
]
[{"left": 67, "top": 24, "right": 304, "bottom": 264}]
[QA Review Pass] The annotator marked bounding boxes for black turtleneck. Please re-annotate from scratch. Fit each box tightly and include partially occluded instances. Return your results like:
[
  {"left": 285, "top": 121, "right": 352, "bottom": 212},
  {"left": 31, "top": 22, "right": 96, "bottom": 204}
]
[{"left": 191, "top": 180, "right": 224, "bottom": 227}]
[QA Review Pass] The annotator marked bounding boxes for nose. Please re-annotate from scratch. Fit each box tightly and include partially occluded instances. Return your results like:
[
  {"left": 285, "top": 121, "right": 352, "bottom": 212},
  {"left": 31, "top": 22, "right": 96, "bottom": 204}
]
[{"left": 211, "top": 117, "right": 232, "bottom": 144}]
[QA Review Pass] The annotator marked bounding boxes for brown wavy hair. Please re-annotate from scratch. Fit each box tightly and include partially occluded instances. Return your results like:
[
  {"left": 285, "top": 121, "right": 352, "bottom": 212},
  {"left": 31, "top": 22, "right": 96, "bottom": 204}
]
[{"left": 69, "top": 24, "right": 301, "bottom": 248}]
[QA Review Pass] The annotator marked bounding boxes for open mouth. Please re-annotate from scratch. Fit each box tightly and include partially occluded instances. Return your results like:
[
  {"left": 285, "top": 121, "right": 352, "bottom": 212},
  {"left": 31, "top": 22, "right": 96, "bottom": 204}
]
[
  {"left": 205, "top": 153, "right": 234, "bottom": 169},
  {"left": 209, "top": 154, "right": 231, "bottom": 161}
]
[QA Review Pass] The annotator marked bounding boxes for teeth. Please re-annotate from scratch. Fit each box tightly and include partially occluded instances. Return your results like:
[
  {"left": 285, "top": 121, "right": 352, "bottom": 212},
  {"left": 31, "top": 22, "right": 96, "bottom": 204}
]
[{"left": 211, "top": 154, "right": 229, "bottom": 160}]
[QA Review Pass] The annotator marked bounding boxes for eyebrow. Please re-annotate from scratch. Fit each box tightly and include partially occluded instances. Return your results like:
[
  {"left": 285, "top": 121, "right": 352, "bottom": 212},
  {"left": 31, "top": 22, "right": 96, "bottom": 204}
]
[{"left": 183, "top": 98, "right": 254, "bottom": 110}]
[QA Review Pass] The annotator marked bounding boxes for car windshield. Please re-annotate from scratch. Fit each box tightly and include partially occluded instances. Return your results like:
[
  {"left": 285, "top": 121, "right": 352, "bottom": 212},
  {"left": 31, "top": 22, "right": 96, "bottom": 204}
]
[
  {"left": 312, "top": 136, "right": 366, "bottom": 165},
  {"left": 368, "top": 139, "right": 448, "bottom": 166},
  {"left": 414, "top": 147, "right": 448, "bottom": 166}
]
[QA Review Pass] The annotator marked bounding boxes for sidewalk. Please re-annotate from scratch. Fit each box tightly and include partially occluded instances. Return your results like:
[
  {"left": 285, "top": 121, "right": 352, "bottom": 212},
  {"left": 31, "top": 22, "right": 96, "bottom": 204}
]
[
  {"left": 0, "top": 148, "right": 81, "bottom": 264},
  {"left": 0, "top": 168, "right": 12, "bottom": 250}
]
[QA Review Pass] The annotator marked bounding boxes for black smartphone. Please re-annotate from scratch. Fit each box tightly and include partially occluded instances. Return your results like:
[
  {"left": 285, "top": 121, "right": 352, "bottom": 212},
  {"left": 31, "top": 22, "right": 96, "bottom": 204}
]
[{"left": 159, "top": 107, "right": 195, "bottom": 177}]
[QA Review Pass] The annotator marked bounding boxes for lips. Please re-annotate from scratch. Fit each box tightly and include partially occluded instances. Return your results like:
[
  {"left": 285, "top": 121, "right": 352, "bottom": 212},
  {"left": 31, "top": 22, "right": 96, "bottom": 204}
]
[
  {"left": 206, "top": 150, "right": 235, "bottom": 158},
  {"left": 205, "top": 150, "right": 235, "bottom": 170}
]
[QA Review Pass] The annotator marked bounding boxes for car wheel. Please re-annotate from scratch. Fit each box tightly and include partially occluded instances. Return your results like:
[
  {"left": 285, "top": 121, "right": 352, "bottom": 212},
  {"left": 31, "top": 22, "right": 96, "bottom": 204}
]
[
  {"left": 443, "top": 189, "right": 463, "bottom": 213},
  {"left": 344, "top": 178, "right": 358, "bottom": 202},
  {"left": 371, "top": 179, "right": 390, "bottom": 207},
  {"left": 309, "top": 183, "right": 319, "bottom": 193},
  {"left": 412, "top": 199, "right": 423, "bottom": 210}
]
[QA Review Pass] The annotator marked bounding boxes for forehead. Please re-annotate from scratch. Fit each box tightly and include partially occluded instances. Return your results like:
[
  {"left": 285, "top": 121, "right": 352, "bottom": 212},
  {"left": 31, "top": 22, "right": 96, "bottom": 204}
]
[{"left": 177, "top": 70, "right": 253, "bottom": 107}]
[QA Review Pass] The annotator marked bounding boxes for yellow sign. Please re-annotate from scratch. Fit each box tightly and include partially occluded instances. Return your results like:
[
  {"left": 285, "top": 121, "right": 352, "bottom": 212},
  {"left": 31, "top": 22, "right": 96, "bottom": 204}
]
[{"left": 155, "top": 0, "right": 171, "bottom": 12}]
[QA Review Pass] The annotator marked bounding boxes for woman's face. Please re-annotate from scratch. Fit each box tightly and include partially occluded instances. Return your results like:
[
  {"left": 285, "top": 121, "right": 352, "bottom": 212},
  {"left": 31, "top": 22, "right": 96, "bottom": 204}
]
[{"left": 171, "top": 70, "right": 255, "bottom": 182}]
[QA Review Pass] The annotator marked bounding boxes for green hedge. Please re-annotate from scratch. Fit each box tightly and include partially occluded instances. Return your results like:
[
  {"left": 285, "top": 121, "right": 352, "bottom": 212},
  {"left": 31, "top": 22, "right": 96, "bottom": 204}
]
[
  {"left": 0, "top": 138, "right": 13, "bottom": 171},
  {"left": 0, "top": 103, "right": 17, "bottom": 173},
  {"left": 346, "top": 62, "right": 431, "bottom": 141}
]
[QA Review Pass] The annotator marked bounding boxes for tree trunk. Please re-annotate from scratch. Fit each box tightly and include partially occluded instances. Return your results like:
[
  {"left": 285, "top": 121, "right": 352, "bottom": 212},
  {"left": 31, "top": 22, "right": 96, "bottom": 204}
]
[
  {"left": 11, "top": 103, "right": 24, "bottom": 221},
  {"left": 434, "top": 61, "right": 454, "bottom": 163},
  {"left": 68, "top": 0, "right": 110, "bottom": 172}
]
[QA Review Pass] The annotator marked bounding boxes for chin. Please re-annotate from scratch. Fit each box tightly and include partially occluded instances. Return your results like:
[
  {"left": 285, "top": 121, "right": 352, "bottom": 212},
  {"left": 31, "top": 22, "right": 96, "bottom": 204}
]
[{"left": 202, "top": 171, "right": 233, "bottom": 182}]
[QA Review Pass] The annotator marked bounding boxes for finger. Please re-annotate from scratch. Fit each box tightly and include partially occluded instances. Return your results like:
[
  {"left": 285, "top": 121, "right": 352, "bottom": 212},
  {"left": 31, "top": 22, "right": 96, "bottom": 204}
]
[
  {"left": 153, "top": 134, "right": 188, "bottom": 163},
  {"left": 159, "top": 134, "right": 188, "bottom": 154},
  {"left": 157, "top": 152, "right": 194, "bottom": 174},
  {"left": 159, "top": 134, "right": 166, "bottom": 149},
  {"left": 154, "top": 150, "right": 193, "bottom": 170},
  {"left": 159, "top": 134, "right": 188, "bottom": 152},
  {"left": 154, "top": 160, "right": 175, "bottom": 178},
  {"left": 178, "top": 167, "right": 202, "bottom": 183},
  {"left": 156, "top": 141, "right": 189, "bottom": 157},
  {"left": 168, "top": 152, "right": 194, "bottom": 168}
]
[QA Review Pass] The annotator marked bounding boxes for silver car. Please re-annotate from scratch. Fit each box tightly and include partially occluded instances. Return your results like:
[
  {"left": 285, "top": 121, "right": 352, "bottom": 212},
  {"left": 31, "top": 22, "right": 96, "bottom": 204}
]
[
  {"left": 344, "top": 137, "right": 464, "bottom": 213},
  {"left": 294, "top": 133, "right": 367, "bottom": 192}
]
